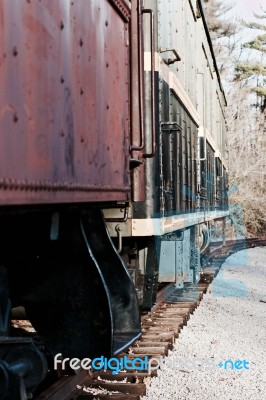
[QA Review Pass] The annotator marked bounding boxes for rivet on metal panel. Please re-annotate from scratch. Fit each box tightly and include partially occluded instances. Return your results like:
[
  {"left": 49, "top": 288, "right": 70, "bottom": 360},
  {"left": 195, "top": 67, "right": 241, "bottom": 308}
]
[{"left": 0, "top": 179, "right": 7, "bottom": 190}]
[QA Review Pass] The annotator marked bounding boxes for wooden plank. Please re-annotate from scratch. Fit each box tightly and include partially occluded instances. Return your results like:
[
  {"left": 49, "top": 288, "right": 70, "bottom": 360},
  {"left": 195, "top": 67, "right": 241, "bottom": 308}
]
[
  {"left": 119, "top": 353, "right": 163, "bottom": 361},
  {"left": 91, "top": 371, "right": 150, "bottom": 382},
  {"left": 35, "top": 370, "right": 88, "bottom": 400},
  {"left": 82, "top": 380, "right": 146, "bottom": 396},
  {"left": 140, "top": 331, "right": 176, "bottom": 343},
  {"left": 133, "top": 341, "right": 169, "bottom": 350},
  {"left": 142, "top": 326, "right": 179, "bottom": 337},
  {"left": 77, "top": 395, "right": 140, "bottom": 400},
  {"left": 159, "top": 302, "right": 196, "bottom": 310},
  {"left": 142, "top": 320, "right": 185, "bottom": 329},
  {"left": 149, "top": 307, "right": 190, "bottom": 314},
  {"left": 153, "top": 312, "right": 190, "bottom": 320},
  {"left": 153, "top": 317, "right": 186, "bottom": 324},
  {"left": 163, "top": 302, "right": 197, "bottom": 310},
  {"left": 126, "top": 346, "right": 167, "bottom": 356}
]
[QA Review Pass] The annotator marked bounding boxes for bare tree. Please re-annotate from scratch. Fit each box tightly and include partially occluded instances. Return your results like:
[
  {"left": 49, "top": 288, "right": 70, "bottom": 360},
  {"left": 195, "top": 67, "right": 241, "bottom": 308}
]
[
  {"left": 202, "top": 0, "right": 240, "bottom": 74},
  {"left": 202, "top": 0, "right": 266, "bottom": 237},
  {"left": 226, "top": 86, "right": 266, "bottom": 237}
]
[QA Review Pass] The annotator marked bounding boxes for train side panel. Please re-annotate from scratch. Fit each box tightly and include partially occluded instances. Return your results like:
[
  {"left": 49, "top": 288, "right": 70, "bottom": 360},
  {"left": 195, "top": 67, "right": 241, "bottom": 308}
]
[
  {"left": 105, "top": 0, "right": 229, "bottom": 306},
  {"left": 129, "top": 0, "right": 228, "bottom": 222},
  {"left": 0, "top": 0, "right": 131, "bottom": 205}
]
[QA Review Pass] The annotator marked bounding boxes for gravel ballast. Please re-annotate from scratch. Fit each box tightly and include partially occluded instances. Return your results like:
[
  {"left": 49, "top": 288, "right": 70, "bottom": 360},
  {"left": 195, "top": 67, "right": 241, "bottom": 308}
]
[{"left": 142, "top": 247, "right": 266, "bottom": 400}]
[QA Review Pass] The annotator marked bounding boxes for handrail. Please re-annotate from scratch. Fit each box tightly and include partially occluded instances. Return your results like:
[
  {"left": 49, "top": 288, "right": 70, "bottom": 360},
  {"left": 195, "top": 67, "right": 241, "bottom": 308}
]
[
  {"left": 142, "top": 8, "right": 156, "bottom": 158},
  {"left": 130, "top": 0, "right": 145, "bottom": 152}
]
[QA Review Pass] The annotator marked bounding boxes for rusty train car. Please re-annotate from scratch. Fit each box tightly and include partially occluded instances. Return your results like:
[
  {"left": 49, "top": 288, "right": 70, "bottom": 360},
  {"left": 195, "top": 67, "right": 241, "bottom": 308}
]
[{"left": 0, "top": 0, "right": 229, "bottom": 398}]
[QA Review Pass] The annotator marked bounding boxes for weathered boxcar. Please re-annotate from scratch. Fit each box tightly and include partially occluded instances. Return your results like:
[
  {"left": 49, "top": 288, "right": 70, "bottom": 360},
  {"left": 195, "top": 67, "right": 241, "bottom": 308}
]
[{"left": 0, "top": 1, "right": 141, "bottom": 398}]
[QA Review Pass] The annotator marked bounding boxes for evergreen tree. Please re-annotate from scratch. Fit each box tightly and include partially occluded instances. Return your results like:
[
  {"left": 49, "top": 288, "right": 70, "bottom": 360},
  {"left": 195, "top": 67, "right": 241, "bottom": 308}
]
[
  {"left": 202, "top": 0, "right": 239, "bottom": 74},
  {"left": 202, "top": 1, "right": 266, "bottom": 237},
  {"left": 235, "top": 9, "right": 266, "bottom": 111},
  {"left": 202, "top": 0, "right": 237, "bottom": 40}
]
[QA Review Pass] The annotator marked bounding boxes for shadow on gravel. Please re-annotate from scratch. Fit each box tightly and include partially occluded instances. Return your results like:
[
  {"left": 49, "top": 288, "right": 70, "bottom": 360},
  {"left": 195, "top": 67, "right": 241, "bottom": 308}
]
[{"left": 212, "top": 269, "right": 248, "bottom": 298}]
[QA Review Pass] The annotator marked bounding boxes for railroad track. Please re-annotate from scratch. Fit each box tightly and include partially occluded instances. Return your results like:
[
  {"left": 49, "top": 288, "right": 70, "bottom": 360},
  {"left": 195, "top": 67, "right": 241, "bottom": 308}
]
[{"left": 32, "top": 238, "right": 266, "bottom": 400}]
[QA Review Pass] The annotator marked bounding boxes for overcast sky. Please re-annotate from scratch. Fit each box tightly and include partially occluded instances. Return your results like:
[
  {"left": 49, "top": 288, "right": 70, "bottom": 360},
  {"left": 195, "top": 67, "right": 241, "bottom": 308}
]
[{"left": 226, "top": 0, "right": 265, "bottom": 20}]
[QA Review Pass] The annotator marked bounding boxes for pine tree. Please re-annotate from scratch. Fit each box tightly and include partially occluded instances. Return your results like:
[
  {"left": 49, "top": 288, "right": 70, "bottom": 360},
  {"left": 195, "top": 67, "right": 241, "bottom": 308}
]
[
  {"left": 235, "top": 9, "right": 266, "bottom": 111},
  {"left": 202, "top": 1, "right": 266, "bottom": 236},
  {"left": 202, "top": 0, "right": 237, "bottom": 40},
  {"left": 202, "top": 0, "right": 239, "bottom": 74}
]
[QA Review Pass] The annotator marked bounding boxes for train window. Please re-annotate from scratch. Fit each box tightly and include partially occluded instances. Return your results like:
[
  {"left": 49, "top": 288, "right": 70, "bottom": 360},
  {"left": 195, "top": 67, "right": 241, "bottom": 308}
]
[{"left": 199, "top": 136, "right": 205, "bottom": 159}]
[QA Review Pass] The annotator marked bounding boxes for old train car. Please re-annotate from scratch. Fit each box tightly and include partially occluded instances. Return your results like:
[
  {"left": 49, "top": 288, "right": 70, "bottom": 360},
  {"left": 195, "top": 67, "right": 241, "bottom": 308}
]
[
  {"left": 0, "top": 0, "right": 229, "bottom": 398},
  {"left": 0, "top": 1, "right": 141, "bottom": 398},
  {"left": 106, "top": 0, "right": 228, "bottom": 309}
]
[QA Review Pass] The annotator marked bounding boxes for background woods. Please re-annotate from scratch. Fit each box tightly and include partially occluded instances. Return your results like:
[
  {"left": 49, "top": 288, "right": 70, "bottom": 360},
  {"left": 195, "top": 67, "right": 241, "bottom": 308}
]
[{"left": 203, "top": 0, "right": 266, "bottom": 237}]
